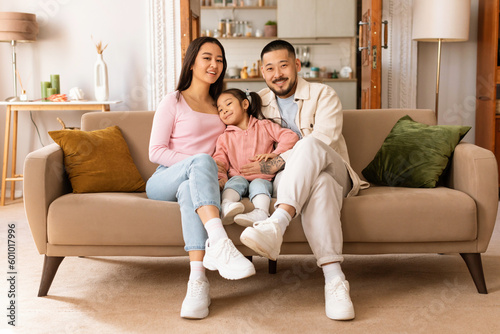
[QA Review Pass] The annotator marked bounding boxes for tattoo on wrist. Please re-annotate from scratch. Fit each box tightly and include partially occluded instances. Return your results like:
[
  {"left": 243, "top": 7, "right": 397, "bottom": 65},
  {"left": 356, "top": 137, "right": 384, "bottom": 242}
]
[{"left": 260, "top": 156, "right": 285, "bottom": 174}]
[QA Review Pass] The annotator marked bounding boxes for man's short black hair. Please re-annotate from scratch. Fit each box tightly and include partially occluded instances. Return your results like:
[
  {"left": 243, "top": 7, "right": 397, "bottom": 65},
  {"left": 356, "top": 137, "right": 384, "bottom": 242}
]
[{"left": 260, "top": 39, "right": 296, "bottom": 61}]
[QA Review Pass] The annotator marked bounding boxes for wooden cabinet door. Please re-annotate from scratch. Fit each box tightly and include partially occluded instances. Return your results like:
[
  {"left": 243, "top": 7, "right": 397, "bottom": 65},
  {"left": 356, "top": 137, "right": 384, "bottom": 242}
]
[
  {"left": 475, "top": 0, "right": 499, "bottom": 152},
  {"left": 359, "top": 0, "right": 382, "bottom": 109},
  {"left": 316, "top": 0, "right": 356, "bottom": 37},
  {"left": 180, "top": 0, "right": 201, "bottom": 61},
  {"left": 277, "top": 0, "right": 316, "bottom": 38}
]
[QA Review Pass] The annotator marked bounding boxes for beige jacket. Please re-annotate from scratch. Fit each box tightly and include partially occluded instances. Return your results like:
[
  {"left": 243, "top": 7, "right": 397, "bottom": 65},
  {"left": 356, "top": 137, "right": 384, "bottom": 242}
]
[{"left": 259, "top": 77, "right": 366, "bottom": 197}]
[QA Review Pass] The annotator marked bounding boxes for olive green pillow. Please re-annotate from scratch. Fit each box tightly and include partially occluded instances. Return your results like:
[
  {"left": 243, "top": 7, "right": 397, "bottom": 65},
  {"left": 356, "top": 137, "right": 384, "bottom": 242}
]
[
  {"left": 49, "top": 126, "right": 146, "bottom": 193},
  {"left": 362, "top": 115, "right": 471, "bottom": 188}
]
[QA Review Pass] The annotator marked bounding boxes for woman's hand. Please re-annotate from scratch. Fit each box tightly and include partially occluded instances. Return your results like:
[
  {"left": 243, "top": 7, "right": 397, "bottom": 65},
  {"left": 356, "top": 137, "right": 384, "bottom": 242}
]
[{"left": 253, "top": 153, "right": 278, "bottom": 162}]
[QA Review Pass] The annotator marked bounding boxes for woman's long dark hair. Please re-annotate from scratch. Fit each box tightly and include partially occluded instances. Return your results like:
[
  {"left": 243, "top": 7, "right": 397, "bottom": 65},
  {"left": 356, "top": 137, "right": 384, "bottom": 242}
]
[
  {"left": 176, "top": 37, "right": 227, "bottom": 100},
  {"left": 218, "top": 88, "right": 269, "bottom": 121}
]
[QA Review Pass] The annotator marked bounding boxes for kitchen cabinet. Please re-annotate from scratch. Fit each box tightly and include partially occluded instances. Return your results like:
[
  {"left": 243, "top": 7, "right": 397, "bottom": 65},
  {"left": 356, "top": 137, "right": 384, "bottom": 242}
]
[
  {"left": 200, "top": 3, "right": 277, "bottom": 39},
  {"left": 277, "top": 0, "right": 356, "bottom": 38},
  {"left": 475, "top": 0, "right": 500, "bottom": 184}
]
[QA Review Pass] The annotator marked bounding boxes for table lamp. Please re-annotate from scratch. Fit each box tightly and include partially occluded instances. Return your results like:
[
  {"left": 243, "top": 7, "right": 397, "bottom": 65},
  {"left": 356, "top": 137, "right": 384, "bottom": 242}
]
[
  {"left": 412, "top": 0, "right": 470, "bottom": 119},
  {"left": 0, "top": 12, "right": 38, "bottom": 101}
]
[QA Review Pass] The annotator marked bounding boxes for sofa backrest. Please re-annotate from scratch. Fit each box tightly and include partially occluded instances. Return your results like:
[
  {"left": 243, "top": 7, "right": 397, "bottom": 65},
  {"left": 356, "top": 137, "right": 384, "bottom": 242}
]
[
  {"left": 343, "top": 109, "right": 435, "bottom": 177},
  {"left": 81, "top": 111, "right": 157, "bottom": 181},
  {"left": 81, "top": 108, "right": 436, "bottom": 182}
]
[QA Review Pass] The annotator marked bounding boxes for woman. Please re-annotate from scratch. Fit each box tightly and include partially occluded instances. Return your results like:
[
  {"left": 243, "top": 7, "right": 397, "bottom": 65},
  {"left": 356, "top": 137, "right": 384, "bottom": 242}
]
[{"left": 146, "top": 37, "right": 255, "bottom": 320}]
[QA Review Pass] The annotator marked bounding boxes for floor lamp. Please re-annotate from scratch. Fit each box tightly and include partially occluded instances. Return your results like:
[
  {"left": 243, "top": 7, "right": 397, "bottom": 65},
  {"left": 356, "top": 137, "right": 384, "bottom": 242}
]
[
  {"left": 0, "top": 12, "right": 38, "bottom": 101},
  {"left": 412, "top": 0, "right": 470, "bottom": 120}
]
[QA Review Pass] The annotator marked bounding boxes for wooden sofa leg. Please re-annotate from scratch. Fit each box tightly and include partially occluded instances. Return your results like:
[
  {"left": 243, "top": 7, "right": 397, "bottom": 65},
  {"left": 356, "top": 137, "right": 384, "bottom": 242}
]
[
  {"left": 460, "top": 253, "right": 488, "bottom": 294},
  {"left": 269, "top": 259, "right": 277, "bottom": 274},
  {"left": 38, "top": 256, "right": 64, "bottom": 297}
]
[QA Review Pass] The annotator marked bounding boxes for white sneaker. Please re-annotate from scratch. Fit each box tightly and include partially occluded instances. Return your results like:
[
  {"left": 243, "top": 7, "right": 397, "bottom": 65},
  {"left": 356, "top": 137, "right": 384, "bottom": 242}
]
[
  {"left": 325, "top": 276, "right": 355, "bottom": 320},
  {"left": 239, "top": 219, "right": 282, "bottom": 261},
  {"left": 180, "top": 278, "right": 210, "bottom": 319},
  {"left": 234, "top": 209, "right": 269, "bottom": 227},
  {"left": 221, "top": 201, "right": 245, "bottom": 225},
  {"left": 203, "top": 238, "right": 256, "bottom": 280}
]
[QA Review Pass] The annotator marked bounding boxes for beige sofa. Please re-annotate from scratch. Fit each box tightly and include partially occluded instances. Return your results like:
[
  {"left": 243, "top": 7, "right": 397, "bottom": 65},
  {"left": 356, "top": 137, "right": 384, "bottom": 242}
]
[{"left": 24, "top": 108, "right": 498, "bottom": 297}]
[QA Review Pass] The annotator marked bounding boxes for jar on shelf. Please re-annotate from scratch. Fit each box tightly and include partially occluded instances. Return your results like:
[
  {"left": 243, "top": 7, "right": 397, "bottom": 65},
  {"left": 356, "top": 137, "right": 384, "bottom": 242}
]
[
  {"left": 218, "top": 19, "right": 226, "bottom": 37},
  {"left": 236, "top": 21, "right": 244, "bottom": 37},
  {"left": 226, "top": 19, "right": 234, "bottom": 37},
  {"left": 310, "top": 67, "right": 319, "bottom": 78},
  {"left": 245, "top": 21, "right": 253, "bottom": 37}
]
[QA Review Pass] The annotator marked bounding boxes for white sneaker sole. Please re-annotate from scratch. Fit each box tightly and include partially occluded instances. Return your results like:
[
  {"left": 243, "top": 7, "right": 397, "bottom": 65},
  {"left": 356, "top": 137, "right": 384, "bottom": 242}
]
[
  {"left": 326, "top": 307, "right": 355, "bottom": 321},
  {"left": 180, "top": 299, "right": 211, "bottom": 319},
  {"left": 221, "top": 203, "right": 245, "bottom": 225},
  {"left": 203, "top": 256, "right": 256, "bottom": 280},
  {"left": 240, "top": 229, "right": 279, "bottom": 261},
  {"left": 234, "top": 215, "right": 255, "bottom": 227}
]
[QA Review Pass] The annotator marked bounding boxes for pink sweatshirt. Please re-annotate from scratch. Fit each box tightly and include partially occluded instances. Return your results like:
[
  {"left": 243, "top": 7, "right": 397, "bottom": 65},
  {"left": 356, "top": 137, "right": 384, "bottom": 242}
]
[
  {"left": 212, "top": 116, "right": 299, "bottom": 181},
  {"left": 149, "top": 91, "right": 226, "bottom": 167}
]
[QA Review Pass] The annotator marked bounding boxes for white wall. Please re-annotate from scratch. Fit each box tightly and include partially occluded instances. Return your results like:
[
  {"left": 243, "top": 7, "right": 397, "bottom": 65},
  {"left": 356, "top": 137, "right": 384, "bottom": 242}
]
[
  {"left": 0, "top": 0, "right": 150, "bottom": 196},
  {"left": 416, "top": 0, "right": 478, "bottom": 143}
]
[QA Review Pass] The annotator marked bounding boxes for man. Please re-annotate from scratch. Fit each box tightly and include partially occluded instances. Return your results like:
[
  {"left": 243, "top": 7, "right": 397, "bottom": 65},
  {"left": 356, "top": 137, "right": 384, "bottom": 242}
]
[{"left": 238, "top": 40, "right": 366, "bottom": 321}]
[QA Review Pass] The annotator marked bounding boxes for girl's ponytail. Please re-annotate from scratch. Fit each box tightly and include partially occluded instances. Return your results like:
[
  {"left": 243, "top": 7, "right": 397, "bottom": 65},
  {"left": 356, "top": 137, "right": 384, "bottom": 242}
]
[
  {"left": 217, "top": 88, "right": 272, "bottom": 122},
  {"left": 246, "top": 91, "right": 264, "bottom": 120}
]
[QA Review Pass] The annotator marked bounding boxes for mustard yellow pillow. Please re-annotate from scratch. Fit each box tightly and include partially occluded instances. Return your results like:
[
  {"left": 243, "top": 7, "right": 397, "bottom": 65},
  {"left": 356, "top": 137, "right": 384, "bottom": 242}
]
[{"left": 49, "top": 126, "right": 146, "bottom": 193}]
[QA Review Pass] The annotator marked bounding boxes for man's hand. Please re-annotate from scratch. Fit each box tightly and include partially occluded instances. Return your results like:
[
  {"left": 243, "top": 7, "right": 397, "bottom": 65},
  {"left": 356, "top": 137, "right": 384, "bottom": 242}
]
[
  {"left": 214, "top": 159, "right": 227, "bottom": 175},
  {"left": 254, "top": 153, "right": 278, "bottom": 162},
  {"left": 241, "top": 155, "right": 285, "bottom": 176}
]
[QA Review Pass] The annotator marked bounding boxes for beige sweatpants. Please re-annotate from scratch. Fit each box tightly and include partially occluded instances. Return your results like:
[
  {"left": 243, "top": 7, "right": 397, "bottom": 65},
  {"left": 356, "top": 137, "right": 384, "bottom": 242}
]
[{"left": 273, "top": 136, "right": 351, "bottom": 266}]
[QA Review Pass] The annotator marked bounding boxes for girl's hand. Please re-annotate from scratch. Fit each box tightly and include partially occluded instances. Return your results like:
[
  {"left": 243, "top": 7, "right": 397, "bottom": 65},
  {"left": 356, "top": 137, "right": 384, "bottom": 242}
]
[
  {"left": 218, "top": 178, "right": 227, "bottom": 190},
  {"left": 253, "top": 153, "right": 278, "bottom": 162},
  {"left": 214, "top": 159, "right": 227, "bottom": 174}
]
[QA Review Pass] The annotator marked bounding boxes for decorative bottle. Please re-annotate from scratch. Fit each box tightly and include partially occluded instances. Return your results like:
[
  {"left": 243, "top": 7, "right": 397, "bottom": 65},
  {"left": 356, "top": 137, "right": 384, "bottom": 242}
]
[{"left": 94, "top": 54, "right": 109, "bottom": 101}]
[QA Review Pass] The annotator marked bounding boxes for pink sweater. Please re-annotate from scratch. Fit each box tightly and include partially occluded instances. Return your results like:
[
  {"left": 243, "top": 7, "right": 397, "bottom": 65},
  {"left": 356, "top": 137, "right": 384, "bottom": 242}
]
[
  {"left": 212, "top": 116, "right": 299, "bottom": 181},
  {"left": 149, "top": 91, "right": 226, "bottom": 167}
]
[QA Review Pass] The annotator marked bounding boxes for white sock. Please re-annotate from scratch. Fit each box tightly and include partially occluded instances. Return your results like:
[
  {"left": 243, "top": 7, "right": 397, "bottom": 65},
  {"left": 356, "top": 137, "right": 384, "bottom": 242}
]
[
  {"left": 322, "top": 262, "right": 345, "bottom": 283},
  {"left": 221, "top": 188, "right": 240, "bottom": 204},
  {"left": 189, "top": 261, "right": 206, "bottom": 281},
  {"left": 270, "top": 208, "right": 292, "bottom": 236},
  {"left": 252, "top": 194, "right": 271, "bottom": 215},
  {"left": 204, "top": 218, "right": 228, "bottom": 244}
]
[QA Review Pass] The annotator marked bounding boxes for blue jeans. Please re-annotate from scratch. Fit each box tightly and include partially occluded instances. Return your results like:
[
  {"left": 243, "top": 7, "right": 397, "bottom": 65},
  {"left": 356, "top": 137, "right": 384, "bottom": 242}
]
[
  {"left": 146, "top": 154, "right": 221, "bottom": 252},
  {"left": 224, "top": 175, "right": 273, "bottom": 201}
]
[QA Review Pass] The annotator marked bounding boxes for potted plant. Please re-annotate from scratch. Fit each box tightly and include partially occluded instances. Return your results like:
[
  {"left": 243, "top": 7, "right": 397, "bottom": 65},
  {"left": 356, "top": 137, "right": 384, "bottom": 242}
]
[{"left": 264, "top": 20, "right": 277, "bottom": 37}]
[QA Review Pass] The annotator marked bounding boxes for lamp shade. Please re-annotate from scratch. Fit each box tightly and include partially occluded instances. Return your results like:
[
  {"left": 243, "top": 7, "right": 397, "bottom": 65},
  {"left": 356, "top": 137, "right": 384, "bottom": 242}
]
[
  {"left": 0, "top": 12, "right": 38, "bottom": 42},
  {"left": 412, "top": 0, "right": 470, "bottom": 42}
]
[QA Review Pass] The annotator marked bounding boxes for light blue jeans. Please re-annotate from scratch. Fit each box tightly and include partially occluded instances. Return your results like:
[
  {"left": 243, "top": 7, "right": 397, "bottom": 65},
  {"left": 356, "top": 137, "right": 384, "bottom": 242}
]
[
  {"left": 224, "top": 175, "right": 273, "bottom": 201},
  {"left": 146, "top": 154, "right": 221, "bottom": 252}
]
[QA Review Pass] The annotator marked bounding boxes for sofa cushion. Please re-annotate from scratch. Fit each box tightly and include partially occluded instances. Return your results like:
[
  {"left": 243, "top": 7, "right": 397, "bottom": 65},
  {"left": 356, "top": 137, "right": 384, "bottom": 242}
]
[
  {"left": 47, "top": 186, "right": 476, "bottom": 247},
  {"left": 341, "top": 186, "right": 477, "bottom": 243},
  {"left": 49, "top": 126, "right": 146, "bottom": 193},
  {"left": 361, "top": 115, "right": 471, "bottom": 188}
]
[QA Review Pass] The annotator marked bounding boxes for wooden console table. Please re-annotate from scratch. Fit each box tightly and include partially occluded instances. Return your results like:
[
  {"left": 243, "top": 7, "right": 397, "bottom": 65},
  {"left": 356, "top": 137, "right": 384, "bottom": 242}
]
[{"left": 0, "top": 101, "right": 121, "bottom": 206}]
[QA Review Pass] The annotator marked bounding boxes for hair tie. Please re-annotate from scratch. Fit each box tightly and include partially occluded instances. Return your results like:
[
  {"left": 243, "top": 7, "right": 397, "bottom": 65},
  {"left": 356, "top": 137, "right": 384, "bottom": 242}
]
[{"left": 245, "top": 89, "right": 252, "bottom": 104}]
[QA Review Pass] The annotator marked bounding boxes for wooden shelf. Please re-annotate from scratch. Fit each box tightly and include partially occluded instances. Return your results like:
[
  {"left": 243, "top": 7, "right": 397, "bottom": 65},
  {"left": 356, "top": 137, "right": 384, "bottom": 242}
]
[
  {"left": 217, "top": 36, "right": 276, "bottom": 39},
  {"left": 201, "top": 6, "right": 276, "bottom": 9},
  {"left": 224, "top": 78, "right": 357, "bottom": 82}
]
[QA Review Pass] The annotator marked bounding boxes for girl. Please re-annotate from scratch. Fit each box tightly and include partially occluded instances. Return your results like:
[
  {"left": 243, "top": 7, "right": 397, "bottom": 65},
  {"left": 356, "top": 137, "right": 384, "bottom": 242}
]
[
  {"left": 146, "top": 38, "right": 255, "bottom": 320},
  {"left": 213, "top": 88, "right": 299, "bottom": 227}
]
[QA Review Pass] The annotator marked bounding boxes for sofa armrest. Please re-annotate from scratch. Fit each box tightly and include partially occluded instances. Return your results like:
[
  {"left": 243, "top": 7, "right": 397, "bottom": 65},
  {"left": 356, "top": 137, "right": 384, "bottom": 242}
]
[
  {"left": 448, "top": 143, "right": 499, "bottom": 252},
  {"left": 23, "top": 143, "right": 71, "bottom": 254}
]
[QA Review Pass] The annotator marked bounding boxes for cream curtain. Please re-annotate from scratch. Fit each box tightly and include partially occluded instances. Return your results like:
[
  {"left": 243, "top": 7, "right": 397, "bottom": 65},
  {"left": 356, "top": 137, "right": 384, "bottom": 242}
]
[
  {"left": 149, "top": 0, "right": 182, "bottom": 110},
  {"left": 381, "top": 0, "right": 418, "bottom": 109}
]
